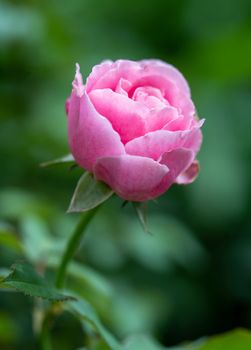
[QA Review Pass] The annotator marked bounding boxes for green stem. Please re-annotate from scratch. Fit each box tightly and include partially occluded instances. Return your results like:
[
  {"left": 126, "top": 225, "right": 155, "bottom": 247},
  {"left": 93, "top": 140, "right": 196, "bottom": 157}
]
[
  {"left": 55, "top": 206, "right": 100, "bottom": 289},
  {"left": 40, "top": 311, "right": 53, "bottom": 350}
]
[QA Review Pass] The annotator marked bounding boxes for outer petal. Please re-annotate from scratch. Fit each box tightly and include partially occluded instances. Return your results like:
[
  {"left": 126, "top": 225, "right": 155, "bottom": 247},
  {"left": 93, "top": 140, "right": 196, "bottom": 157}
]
[
  {"left": 153, "top": 149, "right": 195, "bottom": 195},
  {"left": 176, "top": 160, "right": 199, "bottom": 185},
  {"left": 125, "top": 126, "right": 203, "bottom": 161},
  {"left": 68, "top": 91, "right": 125, "bottom": 172},
  {"left": 86, "top": 60, "right": 114, "bottom": 92},
  {"left": 94, "top": 155, "right": 169, "bottom": 202},
  {"left": 89, "top": 88, "right": 147, "bottom": 143}
]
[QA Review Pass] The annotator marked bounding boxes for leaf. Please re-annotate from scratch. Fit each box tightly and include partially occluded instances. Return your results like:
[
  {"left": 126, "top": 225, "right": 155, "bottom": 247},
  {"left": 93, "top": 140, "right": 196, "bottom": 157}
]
[
  {"left": 68, "top": 172, "right": 113, "bottom": 213},
  {"left": 0, "top": 263, "right": 75, "bottom": 302},
  {"left": 197, "top": 328, "right": 251, "bottom": 350},
  {"left": 67, "top": 297, "right": 122, "bottom": 350},
  {"left": 40, "top": 154, "right": 75, "bottom": 167},
  {"left": 169, "top": 338, "right": 206, "bottom": 350},
  {"left": 122, "top": 329, "right": 251, "bottom": 350},
  {"left": 133, "top": 202, "right": 149, "bottom": 234},
  {"left": 47, "top": 257, "right": 113, "bottom": 306}
]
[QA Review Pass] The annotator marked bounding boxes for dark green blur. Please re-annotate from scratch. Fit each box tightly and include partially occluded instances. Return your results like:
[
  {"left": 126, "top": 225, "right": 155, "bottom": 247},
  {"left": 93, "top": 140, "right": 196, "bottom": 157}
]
[{"left": 1, "top": 0, "right": 251, "bottom": 349}]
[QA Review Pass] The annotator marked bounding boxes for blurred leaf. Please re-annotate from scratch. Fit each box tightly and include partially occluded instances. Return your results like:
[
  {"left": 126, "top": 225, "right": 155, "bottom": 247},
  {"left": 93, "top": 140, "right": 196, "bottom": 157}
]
[
  {"left": 0, "top": 312, "right": 18, "bottom": 343},
  {"left": 0, "top": 262, "right": 74, "bottom": 302},
  {"left": 110, "top": 286, "right": 168, "bottom": 337},
  {"left": 48, "top": 257, "right": 113, "bottom": 313},
  {"left": 123, "top": 334, "right": 165, "bottom": 350},
  {"left": 68, "top": 172, "right": 113, "bottom": 213},
  {"left": 123, "top": 334, "right": 206, "bottom": 350},
  {"left": 80, "top": 338, "right": 111, "bottom": 350},
  {"left": 170, "top": 338, "right": 206, "bottom": 350},
  {"left": 67, "top": 262, "right": 113, "bottom": 299},
  {"left": 40, "top": 153, "right": 75, "bottom": 167},
  {"left": 0, "top": 223, "right": 23, "bottom": 253},
  {"left": 20, "top": 214, "right": 58, "bottom": 263},
  {"left": 0, "top": 189, "right": 53, "bottom": 219},
  {"left": 197, "top": 328, "right": 251, "bottom": 350},
  {"left": 0, "top": 2, "right": 44, "bottom": 44},
  {"left": 0, "top": 268, "right": 11, "bottom": 280},
  {"left": 67, "top": 297, "right": 121, "bottom": 350},
  {"left": 121, "top": 215, "right": 208, "bottom": 273}
]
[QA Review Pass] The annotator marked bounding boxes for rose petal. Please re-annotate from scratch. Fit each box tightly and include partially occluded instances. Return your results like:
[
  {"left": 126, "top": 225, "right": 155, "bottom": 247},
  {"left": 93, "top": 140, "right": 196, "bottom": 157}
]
[
  {"left": 86, "top": 60, "right": 114, "bottom": 92},
  {"left": 86, "top": 59, "right": 195, "bottom": 120},
  {"left": 87, "top": 59, "right": 191, "bottom": 96},
  {"left": 94, "top": 155, "right": 169, "bottom": 202},
  {"left": 140, "top": 59, "right": 191, "bottom": 96},
  {"left": 125, "top": 126, "right": 202, "bottom": 161},
  {"left": 154, "top": 148, "right": 195, "bottom": 193},
  {"left": 115, "top": 78, "right": 132, "bottom": 96},
  {"left": 163, "top": 115, "right": 186, "bottom": 131},
  {"left": 89, "top": 88, "right": 147, "bottom": 143},
  {"left": 146, "top": 106, "right": 179, "bottom": 132},
  {"left": 72, "top": 63, "right": 85, "bottom": 97},
  {"left": 127, "top": 74, "right": 195, "bottom": 120},
  {"left": 87, "top": 60, "right": 141, "bottom": 92},
  {"left": 176, "top": 160, "right": 200, "bottom": 185},
  {"left": 68, "top": 91, "right": 125, "bottom": 172},
  {"left": 178, "top": 119, "right": 204, "bottom": 151}
]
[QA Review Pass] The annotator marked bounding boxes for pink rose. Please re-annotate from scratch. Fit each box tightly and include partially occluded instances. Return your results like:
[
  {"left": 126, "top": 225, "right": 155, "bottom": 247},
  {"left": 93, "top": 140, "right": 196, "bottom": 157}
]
[{"left": 66, "top": 59, "right": 203, "bottom": 202}]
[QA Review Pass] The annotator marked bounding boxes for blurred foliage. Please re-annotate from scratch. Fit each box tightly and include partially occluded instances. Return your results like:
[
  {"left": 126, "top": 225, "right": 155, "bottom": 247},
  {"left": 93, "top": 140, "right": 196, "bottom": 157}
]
[{"left": 1, "top": 0, "right": 251, "bottom": 349}]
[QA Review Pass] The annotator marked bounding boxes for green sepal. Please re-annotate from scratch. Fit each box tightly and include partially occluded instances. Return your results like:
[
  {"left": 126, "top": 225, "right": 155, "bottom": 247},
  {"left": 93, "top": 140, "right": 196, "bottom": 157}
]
[
  {"left": 68, "top": 172, "right": 113, "bottom": 213},
  {"left": 40, "top": 154, "right": 75, "bottom": 167},
  {"left": 133, "top": 202, "right": 150, "bottom": 234}
]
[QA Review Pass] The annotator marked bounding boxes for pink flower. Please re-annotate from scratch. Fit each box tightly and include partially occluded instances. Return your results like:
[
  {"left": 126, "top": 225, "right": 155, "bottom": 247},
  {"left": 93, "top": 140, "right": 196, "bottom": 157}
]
[{"left": 66, "top": 59, "right": 204, "bottom": 202}]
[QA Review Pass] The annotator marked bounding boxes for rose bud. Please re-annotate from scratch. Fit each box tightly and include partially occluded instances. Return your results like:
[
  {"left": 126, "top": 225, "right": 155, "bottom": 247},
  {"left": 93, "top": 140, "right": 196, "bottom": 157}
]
[{"left": 66, "top": 59, "right": 204, "bottom": 202}]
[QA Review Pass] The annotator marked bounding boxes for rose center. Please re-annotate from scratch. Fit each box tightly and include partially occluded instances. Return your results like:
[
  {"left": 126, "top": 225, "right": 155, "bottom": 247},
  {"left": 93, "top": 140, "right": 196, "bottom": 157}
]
[{"left": 131, "top": 86, "right": 168, "bottom": 110}]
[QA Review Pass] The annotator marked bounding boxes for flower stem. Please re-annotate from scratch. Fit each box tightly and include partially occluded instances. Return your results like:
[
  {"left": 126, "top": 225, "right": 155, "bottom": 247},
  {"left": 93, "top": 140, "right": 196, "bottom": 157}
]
[
  {"left": 40, "top": 311, "right": 53, "bottom": 350},
  {"left": 55, "top": 206, "right": 100, "bottom": 289}
]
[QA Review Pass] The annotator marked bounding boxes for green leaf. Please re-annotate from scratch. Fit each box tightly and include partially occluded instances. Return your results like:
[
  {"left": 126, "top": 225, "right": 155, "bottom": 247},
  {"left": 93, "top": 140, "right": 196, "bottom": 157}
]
[
  {"left": 68, "top": 172, "right": 113, "bottom": 213},
  {"left": 169, "top": 338, "right": 206, "bottom": 350},
  {"left": 121, "top": 329, "right": 251, "bottom": 350},
  {"left": 133, "top": 202, "right": 149, "bottom": 234},
  {"left": 67, "top": 297, "right": 121, "bottom": 350},
  {"left": 197, "top": 328, "right": 251, "bottom": 350},
  {"left": 123, "top": 334, "right": 205, "bottom": 350},
  {"left": 40, "top": 154, "right": 75, "bottom": 167},
  {"left": 0, "top": 263, "right": 75, "bottom": 302},
  {"left": 48, "top": 257, "right": 113, "bottom": 307}
]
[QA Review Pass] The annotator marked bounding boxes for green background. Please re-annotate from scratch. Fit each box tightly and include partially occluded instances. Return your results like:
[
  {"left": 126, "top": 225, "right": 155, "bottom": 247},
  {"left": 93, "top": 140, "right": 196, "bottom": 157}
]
[{"left": 1, "top": 0, "right": 251, "bottom": 349}]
